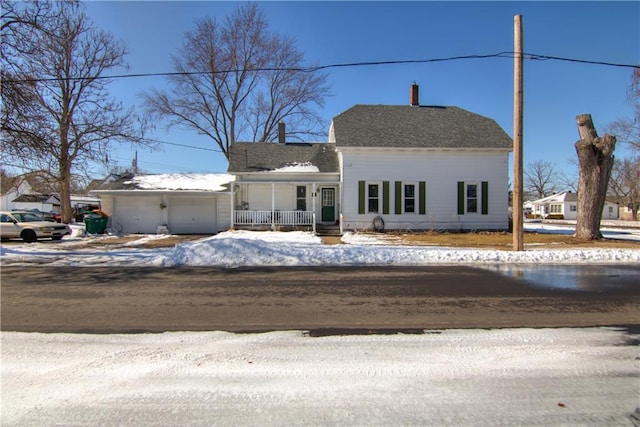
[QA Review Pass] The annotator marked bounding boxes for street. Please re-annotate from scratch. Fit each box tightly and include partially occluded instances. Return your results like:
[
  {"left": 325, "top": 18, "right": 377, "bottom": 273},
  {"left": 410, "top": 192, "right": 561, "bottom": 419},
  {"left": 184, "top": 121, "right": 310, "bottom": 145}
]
[{"left": 2, "top": 265, "right": 639, "bottom": 333}]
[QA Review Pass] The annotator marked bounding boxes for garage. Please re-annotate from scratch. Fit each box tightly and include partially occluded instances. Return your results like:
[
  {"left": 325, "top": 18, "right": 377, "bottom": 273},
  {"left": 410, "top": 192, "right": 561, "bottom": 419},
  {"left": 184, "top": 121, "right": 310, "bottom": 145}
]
[
  {"left": 168, "top": 196, "right": 217, "bottom": 234},
  {"left": 113, "top": 196, "right": 163, "bottom": 234}
]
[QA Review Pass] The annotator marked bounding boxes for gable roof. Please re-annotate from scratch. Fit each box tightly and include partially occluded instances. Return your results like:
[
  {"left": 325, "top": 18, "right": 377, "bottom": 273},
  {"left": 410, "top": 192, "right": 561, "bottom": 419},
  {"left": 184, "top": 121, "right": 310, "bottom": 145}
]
[
  {"left": 330, "top": 105, "right": 513, "bottom": 149},
  {"left": 228, "top": 142, "right": 339, "bottom": 173}
]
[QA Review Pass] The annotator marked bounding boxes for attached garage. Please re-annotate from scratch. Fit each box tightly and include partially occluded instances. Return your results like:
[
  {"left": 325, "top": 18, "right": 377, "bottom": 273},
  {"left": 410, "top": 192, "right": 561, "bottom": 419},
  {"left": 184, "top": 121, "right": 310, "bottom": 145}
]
[
  {"left": 90, "top": 173, "right": 234, "bottom": 235},
  {"left": 168, "top": 196, "right": 217, "bottom": 234}
]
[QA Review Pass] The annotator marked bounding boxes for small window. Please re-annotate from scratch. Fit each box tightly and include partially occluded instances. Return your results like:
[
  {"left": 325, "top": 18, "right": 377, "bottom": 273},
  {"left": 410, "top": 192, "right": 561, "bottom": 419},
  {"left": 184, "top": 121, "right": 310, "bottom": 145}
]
[
  {"left": 608, "top": 206, "right": 613, "bottom": 213},
  {"left": 296, "top": 186, "right": 306, "bottom": 211},
  {"left": 570, "top": 205, "right": 577, "bottom": 212},
  {"left": 466, "top": 184, "right": 478, "bottom": 213},
  {"left": 550, "top": 204, "right": 562, "bottom": 214},
  {"left": 404, "top": 184, "right": 415, "bottom": 213},
  {"left": 368, "top": 184, "right": 379, "bottom": 213}
]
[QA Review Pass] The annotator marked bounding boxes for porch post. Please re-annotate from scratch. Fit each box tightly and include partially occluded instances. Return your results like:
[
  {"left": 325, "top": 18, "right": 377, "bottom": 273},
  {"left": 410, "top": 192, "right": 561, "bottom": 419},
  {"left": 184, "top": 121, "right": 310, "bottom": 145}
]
[
  {"left": 230, "top": 185, "right": 235, "bottom": 231},
  {"left": 312, "top": 183, "right": 317, "bottom": 234},
  {"left": 271, "top": 183, "right": 275, "bottom": 230}
]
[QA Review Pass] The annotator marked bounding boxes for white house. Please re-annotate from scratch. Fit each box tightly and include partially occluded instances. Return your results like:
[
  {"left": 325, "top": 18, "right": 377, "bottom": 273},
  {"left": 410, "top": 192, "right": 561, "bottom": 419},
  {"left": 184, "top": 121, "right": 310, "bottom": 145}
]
[
  {"left": 229, "top": 84, "right": 513, "bottom": 232},
  {"left": 90, "top": 85, "right": 512, "bottom": 235},
  {"left": 527, "top": 191, "right": 619, "bottom": 220},
  {"left": 90, "top": 173, "right": 234, "bottom": 234}
]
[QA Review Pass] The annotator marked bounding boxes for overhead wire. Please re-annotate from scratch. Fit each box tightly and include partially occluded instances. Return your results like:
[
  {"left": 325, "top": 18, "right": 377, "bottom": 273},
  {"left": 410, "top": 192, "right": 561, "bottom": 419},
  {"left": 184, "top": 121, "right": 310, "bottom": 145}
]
[{"left": 3, "top": 51, "right": 638, "bottom": 83}]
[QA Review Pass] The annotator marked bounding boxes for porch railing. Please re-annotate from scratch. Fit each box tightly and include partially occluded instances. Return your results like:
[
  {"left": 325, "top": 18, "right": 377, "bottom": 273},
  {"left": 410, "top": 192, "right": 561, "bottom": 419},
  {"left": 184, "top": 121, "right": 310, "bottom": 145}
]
[{"left": 234, "top": 210, "right": 314, "bottom": 226}]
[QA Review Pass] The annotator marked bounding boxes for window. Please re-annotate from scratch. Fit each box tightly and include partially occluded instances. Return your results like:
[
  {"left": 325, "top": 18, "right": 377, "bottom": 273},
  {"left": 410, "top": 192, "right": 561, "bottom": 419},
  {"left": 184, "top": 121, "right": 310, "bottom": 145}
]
[
  {"left": 368, "top": 184, "right": 379, "bottom": 213},
  {"left": 296, "top": 186, "right": 306, "bottom": 210},
  {"left": 404, "top": 184, "right": 415, "bottom": 213},
  {"left": 570, "top": 205, "right": 577, "bottom": 212},
  {"left": 550, "top": 204, "right": 562, "bottom": 214},
  {"left": 466, "top": 184, "right": 478, "bottom": 213},
  {"left": 457, "top": 181, "right": 488, "bottom": 215},
  {"left": 608, "top": 206, "right": 613, "bottom": 214}
]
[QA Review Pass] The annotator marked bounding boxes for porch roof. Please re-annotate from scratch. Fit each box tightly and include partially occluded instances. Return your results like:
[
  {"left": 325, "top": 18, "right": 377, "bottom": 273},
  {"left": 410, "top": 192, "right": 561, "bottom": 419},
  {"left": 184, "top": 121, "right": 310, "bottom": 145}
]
[{"left": 228, "top": 142, "right": 339, "bottom": 173}]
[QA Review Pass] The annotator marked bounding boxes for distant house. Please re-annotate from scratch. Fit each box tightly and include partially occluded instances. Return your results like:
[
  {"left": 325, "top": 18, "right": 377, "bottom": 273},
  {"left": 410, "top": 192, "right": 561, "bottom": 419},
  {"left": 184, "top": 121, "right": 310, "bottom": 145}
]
[
  {"left": 90, "top": 173, "right": 234, "bottom": 234},
  {"left": 229, "top": 84, "right": 513, "bottom": 233},
  {"left": 527, "top": 191, "right": 619, "bottom": 220},
  {"left": 11, "top": 193, "right": 61, "bottom": 213}
]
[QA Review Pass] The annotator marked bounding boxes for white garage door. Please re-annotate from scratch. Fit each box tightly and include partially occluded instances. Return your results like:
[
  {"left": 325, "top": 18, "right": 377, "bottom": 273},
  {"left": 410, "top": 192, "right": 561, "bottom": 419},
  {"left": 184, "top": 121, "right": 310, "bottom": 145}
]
[
  {"left": 168, "top": 197, "right": 217, "bottom": 234},
  {"left": 114, "top": 196, "right": 162, "bottom": 234}
]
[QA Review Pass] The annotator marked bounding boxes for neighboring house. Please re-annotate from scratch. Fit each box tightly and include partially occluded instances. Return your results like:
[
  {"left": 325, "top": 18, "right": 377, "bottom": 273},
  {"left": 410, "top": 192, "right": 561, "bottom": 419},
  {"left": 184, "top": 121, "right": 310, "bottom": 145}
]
[
  {"left": 229, "top": 85, "right": 513, "bottom": 232},
  {"left": 0, "top": 171, "right": 53, "bottom": 211},
  {"left": 527, "top": 191, "right": 619, "bottom": 220},
  {"left": 11, "top": 193, "right": 61, "bottom": 213},
  {"left": 619, "top": 204, "right": 640, "bottom": 221},
  {"left": 1, "top": 170, "right": 99, "bottom": 214},
  {"left": 90, "top": 173, "right": 234, "bottom": 234}
]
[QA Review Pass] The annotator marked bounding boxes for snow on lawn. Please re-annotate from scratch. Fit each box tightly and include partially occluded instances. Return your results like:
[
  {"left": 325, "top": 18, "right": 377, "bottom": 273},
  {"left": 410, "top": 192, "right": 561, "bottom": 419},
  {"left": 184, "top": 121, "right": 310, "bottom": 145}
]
[
  {"left": 1, "top": 226, "right": 640, "bottom": 267},
  {"left": 2, "top": 328, "right": 638, "bottom": 426}
]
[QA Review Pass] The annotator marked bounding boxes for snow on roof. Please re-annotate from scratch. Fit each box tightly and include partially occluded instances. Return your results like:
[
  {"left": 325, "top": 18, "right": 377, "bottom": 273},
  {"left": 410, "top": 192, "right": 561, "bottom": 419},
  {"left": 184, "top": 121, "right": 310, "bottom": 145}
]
[
  {"left": 270, "top": 162, "right": 320, "bottom": 173},
  {"left": 126, "top": 174, "right": 235, "bottom": 192}
]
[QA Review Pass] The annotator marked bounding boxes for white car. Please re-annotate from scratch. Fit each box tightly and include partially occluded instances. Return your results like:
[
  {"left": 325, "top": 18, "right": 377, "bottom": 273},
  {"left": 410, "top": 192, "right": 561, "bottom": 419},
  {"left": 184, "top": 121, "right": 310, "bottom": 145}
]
[{"left": 0, "top": 211, "right": 70, "bottom": 243}]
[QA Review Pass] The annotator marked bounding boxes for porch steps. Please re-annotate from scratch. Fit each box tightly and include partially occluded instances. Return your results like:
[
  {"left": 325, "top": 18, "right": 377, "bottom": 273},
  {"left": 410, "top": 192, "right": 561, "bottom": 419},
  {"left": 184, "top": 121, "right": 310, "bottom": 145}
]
[{"left": 316, "top": 225, "right": 341, "bottom": 236}]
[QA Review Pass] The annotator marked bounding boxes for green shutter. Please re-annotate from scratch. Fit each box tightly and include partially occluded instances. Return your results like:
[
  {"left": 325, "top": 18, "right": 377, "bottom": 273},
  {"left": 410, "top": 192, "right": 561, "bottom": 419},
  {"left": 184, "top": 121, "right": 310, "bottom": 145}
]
[
  {"left": 395, "top": 181, "right": 402, "bottom": 214},
  {"left": 383, "top": 181, "right": 390, "bottom": 214},
  {"left": 358, "top": 181, "right": 365, "bottom": 214},
  {"left": 481, "top": 181, "right": 489, "bottom": 215},
  {"left": 457, "top": 182, "right": 465, "bottom": 215},
  {"left": 419, "top": 181, "right": 426, "bottom": 215}
]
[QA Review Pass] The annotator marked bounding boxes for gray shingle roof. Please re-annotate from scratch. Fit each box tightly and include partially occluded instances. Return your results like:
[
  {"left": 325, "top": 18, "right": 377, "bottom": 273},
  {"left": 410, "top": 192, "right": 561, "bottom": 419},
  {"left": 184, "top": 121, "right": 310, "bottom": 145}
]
[
  {"left": 228, "top": 142, "right": 339, "bottom": 173},
  {"left": 331, "top": 105, "right": 513, "bottom": 149}
]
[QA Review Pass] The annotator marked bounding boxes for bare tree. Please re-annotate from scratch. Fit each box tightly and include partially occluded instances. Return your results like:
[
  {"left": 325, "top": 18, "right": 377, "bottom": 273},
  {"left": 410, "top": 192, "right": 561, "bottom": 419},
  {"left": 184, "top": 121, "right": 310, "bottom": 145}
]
[
  {"left": 574, "top": 114, "right": 616, "bottom": 240},
  {"left": 609, "top": 156, "right": 640, "bottom": 221},
  {"left": 1, "top": 2, "right": 147, "bottom": 223},
  {"left": 606, "top": 68, "right": 639, "bottom": 153},
  {"left": 524, "top": 160, "right": 559, "bottom": 199},
  {"left": 143, "top": 3, "right": 330, "bottom": 160}
]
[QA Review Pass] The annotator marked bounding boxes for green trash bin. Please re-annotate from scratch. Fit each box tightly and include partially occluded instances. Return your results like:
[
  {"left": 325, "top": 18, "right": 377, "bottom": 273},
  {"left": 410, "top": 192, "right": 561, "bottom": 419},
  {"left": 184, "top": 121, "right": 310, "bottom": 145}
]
[{"left": 84, "top": 212, "right": 108, "bottom": 234}]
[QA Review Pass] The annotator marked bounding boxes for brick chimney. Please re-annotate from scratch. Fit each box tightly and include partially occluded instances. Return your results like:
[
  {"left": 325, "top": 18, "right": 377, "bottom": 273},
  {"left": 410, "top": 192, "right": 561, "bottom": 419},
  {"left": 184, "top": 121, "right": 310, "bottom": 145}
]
[
  {"left": 278, "top": 121, "right": 285, "bottom": 143},
  {"left": 410, "top": 82, "right": 419, "bottom": 106}
]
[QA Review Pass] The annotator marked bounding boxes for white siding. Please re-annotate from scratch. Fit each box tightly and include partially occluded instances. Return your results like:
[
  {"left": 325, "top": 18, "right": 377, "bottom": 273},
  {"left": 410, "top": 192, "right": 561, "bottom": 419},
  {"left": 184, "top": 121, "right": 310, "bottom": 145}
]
[
  {"left": 217, "top": 195, "right": 232, "bottom": 232},
  {"left": 340, "top": 149, "right": 510, "bottom": 231}
]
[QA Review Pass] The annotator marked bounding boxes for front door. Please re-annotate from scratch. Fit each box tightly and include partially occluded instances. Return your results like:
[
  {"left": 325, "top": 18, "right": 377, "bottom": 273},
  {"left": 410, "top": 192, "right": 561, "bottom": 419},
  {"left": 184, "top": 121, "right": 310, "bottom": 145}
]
[{"left": 321, "top": 188, "right": 335, "bottom": 222}]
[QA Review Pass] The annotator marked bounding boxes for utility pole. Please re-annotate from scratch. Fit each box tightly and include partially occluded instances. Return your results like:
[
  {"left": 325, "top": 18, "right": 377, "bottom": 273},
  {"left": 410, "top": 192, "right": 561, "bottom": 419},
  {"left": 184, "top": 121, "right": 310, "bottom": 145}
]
[{"left": 513, "top": 14, "right": 524, "bottom": 251}]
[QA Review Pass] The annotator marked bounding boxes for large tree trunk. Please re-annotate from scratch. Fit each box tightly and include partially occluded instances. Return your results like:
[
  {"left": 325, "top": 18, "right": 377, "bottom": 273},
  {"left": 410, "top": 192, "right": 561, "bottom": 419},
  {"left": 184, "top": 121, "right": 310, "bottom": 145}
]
[{"left": 574, "top": 114, "right": 616, "bottom": 240}]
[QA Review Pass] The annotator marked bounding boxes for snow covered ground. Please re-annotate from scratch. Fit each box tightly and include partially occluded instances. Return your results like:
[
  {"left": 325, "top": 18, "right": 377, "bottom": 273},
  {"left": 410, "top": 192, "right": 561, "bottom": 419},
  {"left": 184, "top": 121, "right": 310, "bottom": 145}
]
[
  {"left": 2, "top": 328, "right": 639, "bottom": 426},
  {"left": 2, "top": 223, "right": 639, "bottom": 425},
  {"left": 1, "top": 221, "right": 639, "bottom": 267}
]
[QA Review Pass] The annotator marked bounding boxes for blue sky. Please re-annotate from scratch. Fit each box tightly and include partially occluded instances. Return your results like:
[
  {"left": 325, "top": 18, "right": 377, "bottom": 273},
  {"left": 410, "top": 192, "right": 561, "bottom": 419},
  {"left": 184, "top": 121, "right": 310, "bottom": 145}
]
[{"left": 83, "top": 1, "right": 639, "bottom": 180}]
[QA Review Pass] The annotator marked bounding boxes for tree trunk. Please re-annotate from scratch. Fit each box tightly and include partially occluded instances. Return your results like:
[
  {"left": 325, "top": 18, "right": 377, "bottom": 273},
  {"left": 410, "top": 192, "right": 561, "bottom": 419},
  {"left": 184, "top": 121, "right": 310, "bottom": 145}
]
[{"left": 574, "top": 114, "right": 616, "bottom": 239}]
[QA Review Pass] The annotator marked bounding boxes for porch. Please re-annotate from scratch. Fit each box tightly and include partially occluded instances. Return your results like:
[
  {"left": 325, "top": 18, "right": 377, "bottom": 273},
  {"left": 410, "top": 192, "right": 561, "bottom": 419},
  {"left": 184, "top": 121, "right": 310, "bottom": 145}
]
[{"left": 234, "top": 210, "right": 315, "bottom": 227}]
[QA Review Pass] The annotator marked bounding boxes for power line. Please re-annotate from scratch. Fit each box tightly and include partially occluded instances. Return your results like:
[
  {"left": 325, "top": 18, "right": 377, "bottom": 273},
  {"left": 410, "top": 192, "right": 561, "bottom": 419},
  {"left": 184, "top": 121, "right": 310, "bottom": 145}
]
[
  {"left": 143, "top": 137, "right": 223, "bottom": 153},
  {"left": 4, "top": 52, "right": 637, "bottom": 83}
]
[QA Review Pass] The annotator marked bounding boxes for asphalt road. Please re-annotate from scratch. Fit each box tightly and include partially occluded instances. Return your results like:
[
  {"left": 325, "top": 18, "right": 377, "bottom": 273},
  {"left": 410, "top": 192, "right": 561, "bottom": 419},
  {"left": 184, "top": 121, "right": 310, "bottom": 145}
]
[{"left": 1, "top": 266, "right": 639, "bottom": 333}]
